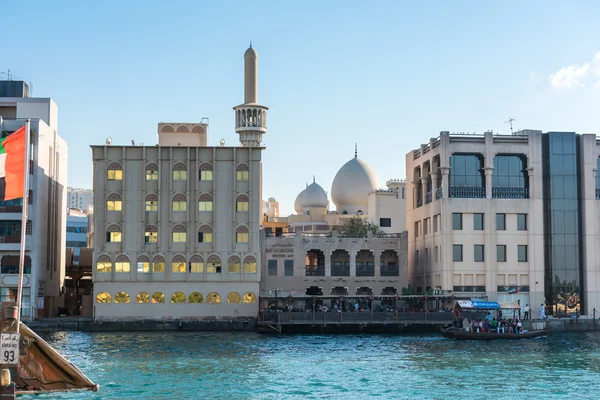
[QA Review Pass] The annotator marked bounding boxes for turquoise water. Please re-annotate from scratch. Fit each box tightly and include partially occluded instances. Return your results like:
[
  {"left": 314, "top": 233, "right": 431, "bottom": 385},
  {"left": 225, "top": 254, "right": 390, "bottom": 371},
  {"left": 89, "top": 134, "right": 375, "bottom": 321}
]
[{"left": 20, "top": 331, "right": 600, "bottom": 399}]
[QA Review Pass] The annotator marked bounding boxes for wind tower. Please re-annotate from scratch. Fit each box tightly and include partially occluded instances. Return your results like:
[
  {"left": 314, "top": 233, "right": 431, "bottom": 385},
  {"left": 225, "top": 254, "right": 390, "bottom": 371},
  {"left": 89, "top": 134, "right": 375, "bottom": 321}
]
[{"left": 234, "top": 43, "right": 269, "bottom": 147}]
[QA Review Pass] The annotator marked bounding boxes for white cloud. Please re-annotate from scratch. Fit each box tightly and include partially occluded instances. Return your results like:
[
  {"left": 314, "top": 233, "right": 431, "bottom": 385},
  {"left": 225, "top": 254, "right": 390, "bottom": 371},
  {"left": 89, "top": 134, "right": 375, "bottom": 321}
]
[{"left": 548, "top": 52, "right": 600, "bottom": 88}]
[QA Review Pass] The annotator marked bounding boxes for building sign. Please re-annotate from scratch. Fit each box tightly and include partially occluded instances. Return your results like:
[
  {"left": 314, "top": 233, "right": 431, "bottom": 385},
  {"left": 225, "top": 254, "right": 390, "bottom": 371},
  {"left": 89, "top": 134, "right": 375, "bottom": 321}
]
[
  {"left": 266, "top": 246, "right": 294, "bottom": 258},
  {"left": 0, "top": 333, "right": 20, "bottom": 364}
]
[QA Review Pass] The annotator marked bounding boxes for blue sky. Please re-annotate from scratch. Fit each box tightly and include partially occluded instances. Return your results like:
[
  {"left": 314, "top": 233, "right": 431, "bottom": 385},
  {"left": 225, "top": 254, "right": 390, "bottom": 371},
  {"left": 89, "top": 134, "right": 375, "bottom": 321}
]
[{"left": 3, "top": 1, "right": 600, "bottom": 215}]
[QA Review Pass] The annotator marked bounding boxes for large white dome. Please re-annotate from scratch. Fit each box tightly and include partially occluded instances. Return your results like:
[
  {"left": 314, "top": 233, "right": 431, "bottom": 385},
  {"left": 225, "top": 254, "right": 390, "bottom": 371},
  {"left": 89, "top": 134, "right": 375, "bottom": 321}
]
[
  {"left": 331, "top": 157, "right": 379, "bottom": 213},
  {"left": 294, "top": 180, "right": 328, "bottom": 214},
  {"left": 294, "top": 188, "right": 307, "bottom": 214}
]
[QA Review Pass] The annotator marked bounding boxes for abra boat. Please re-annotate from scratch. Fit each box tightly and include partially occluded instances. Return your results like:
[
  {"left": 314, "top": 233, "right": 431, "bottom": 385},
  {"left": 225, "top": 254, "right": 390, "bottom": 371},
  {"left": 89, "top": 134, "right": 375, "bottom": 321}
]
[{"left": 441, "top": 327, "right": 550, "bottom": 340}]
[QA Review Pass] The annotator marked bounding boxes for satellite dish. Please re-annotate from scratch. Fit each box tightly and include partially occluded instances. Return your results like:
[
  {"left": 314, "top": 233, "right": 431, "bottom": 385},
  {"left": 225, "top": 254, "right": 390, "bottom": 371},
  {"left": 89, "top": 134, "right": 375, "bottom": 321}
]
[
  {"left": 106, "top": 137, "right": 112, "bottom": 146},
  {"left": 219, "top": 139, "right": 225, "bottom": 147}
]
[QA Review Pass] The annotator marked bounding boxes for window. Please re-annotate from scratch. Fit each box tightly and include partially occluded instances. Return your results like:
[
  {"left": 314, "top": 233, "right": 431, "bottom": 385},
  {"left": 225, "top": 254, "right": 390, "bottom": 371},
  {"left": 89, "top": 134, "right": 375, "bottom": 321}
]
[
  {"left": 236, "top": 195, "right": 249, "bottom": 212},
  {"left": 172, "top": 199, "right": 187, "bottom": 212},
  {"left": 474, "top": 245, "right": 484, "bottom": 262},
  {"left": 152, "top": 292, "right": 165, "bottom": 303},
  {"left": 228, "top": 256, "right": 241, "bottom": 273},
  {"left": 496, "top": 213, "right": 506, "bottom": 230},
  {"left": 114, "top": 292, "right": 130, "bottom": 304},
  {"left": 189, "top": 292, "right": 203, "bottom": 303},
  {"left": 453, "top": 245, "right": 463, "bottom": 262},
  {"left": 415, "top": 250, "right": 419, "bottom": 266},
  {"left": 145, "top": 231, "right": 157, "bottom": 243},
  {"left": 267, "top": 260, "right": 277, "bottom": 276},
  {"left": 497, "top": 245, "right": 507, "bottom": 262},
  {"left": 517, "top": 214, "right": 527, "bottom": 231},
  {"left": 243, "top": 256, "right": 257, "bottom": 273},
  {"left": 146, "top": 165, "right": 158, "bottom": 180},
  {"left": 434, "top": 246, "right": 438, "bottom": 263},
  {"left": 199, "top": 194, "right": 213, "bottom": 212},
  {"left": 474, "top": 213, "right": 484, "bottom": 230},
  {"left": 115, "top": 257, "right": 130, "bottom": 273},
  {"left": 433, "top": 215, "right": 439, "bottom": 232},
  {"left": 243, "top": 292, "right": 257, "bottom": 303},
  {"left": 236, "top": 165, "right": 249, "bottom": 181},
  {"left": 199, "top": 164, "right": 213, "bottom": 181},
  {"left": 449, "top": 154, "right": 485, "bottom": 198},
  {"left": 152, "top": 256, "right": 165, "bottom": 273},
  {"left": 198, "top": 226, "right": 213, "bottom": 243},
  {"left": 206, "top": 256, "right": 221, "bottom": 273},
  {"left": 518, "top": 245, "right": 528, "bottom": 262},
  {"left": 452, "top": 213, "right": 463, "bottom": 230},
  {"left": 172, "top": 226, "right": 186, "bottom": 243},
  {"left": 414, "top": 221, "right": 419, "bottom": 238},
  {"left": 136, "top": 292, "right": 150, "bottom": 303},
  {"left": 284, "top": 260, "right": 294, "bottom": 276},
  {"left": 106, "top": 231, "right": 121, "bottom": 243},
  {"left": 380, "top": 218, "right": 391, "bottom": 227},
  {"left": 236, "top": 226, "right": 249, "bottom": 243},
  {"left": 172, "top": 256, "right": 186, "bottom": 273},
  {"left": 106, "top": 195, "right": 122, "bottom": 211},
  {"left": 137, "top": 262, "right": 150, "bottom": 273},
  {"left": 173, "top": 164, "right": 187, "bottom": 181},
  {"left": 207, "top": 292, "right": 221, "bottom": 304},
  {"left": 190, "top": 256, "right": 204, "bottom": 273},
  {"left": 96, "top": 261, "right": 112, "bottom": 273},
  {"left": 423, "top": 219, "right": 429, "bottom": 235},
  {"left": 228, "top": 292, "right": 241, "bottom": 303},
  {"left": 145, "top": 201, "right": 158, "bottom": 211},
  {"left": 492, "top": 155, "right": 528, "bottom": 198},
  {"left": 96, "top": 292, "right": 112, "bottom": 303},
  {"left": 107, "top": 169, "right": 122, "bottom": 180}
]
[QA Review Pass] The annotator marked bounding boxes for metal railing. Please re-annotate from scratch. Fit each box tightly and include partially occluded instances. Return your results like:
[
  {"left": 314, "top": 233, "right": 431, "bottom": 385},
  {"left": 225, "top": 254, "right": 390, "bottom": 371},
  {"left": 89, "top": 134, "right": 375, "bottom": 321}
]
[
  {"left": 0, "top": 236, "right": 21, "bottom": 243},
  {"left": 435, "top": 187, "right": 443, "bottom": 200},
  {"left": 259, "top": 311, "right": 487, "bottom": 325},
  {"left": 449, "top": 186, "right": 485, "bottom": 198},
  {"left": 492, "top": 187, "right": 529, "bottom": 199},
  {"left": 305, "top": 266, "right": 325, "bottom": 276},
  {"left": 425, "top": 191, "right": 432, "bottom": 204},
  {"left": 356, "top": 266, "right": 375, "bottom": 277},
  {"left": 0, "top": 206, "right": 22, "bottom": 213},
  {"left": 380, "top": 265, "right": 400, "bottom": 276}
]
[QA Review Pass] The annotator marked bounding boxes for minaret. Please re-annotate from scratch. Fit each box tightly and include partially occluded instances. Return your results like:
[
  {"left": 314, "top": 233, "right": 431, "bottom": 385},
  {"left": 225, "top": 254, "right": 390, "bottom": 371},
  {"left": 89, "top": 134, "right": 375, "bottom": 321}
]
[{"left": 234, "top": 43, "right": 269, "bottom": 147}]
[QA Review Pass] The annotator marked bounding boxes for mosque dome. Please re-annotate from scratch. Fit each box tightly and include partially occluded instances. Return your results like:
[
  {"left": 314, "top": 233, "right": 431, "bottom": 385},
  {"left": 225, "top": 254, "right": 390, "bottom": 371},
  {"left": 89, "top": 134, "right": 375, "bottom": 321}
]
[
  {"left": 294, "top": 188, "right": 307, "bottom": 214},
  {"left": 331, "top": 156, "right": 379, "bottom": 214},
  {"left": 294, "top": 179, "right": 328, "bottom": 214}
]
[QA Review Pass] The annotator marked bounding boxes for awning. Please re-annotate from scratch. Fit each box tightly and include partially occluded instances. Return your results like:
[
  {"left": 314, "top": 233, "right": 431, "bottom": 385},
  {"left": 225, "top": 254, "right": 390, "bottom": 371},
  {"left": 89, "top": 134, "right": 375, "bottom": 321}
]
[{"left": 457, "top": 300, "right": 520, "bottom": 310}]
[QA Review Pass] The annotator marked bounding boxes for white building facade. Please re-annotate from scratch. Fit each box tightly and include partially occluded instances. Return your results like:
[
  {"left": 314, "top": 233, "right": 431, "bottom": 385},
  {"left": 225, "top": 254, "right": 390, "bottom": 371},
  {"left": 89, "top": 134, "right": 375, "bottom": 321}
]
[
  {"left": 67, "top": 188, "right": 93, "bottom": 213},
  {"left": 0, "top": 82, "right": 68, "bottom": 319},
  {"left": 407, "top": 130, "right": 600, "bottom": 317},
  {"left": 91, "top": 46, "right": 266, "bottom": 320},
  {"left": 66, "top": 209, "right": 89, "bottom": 265}
]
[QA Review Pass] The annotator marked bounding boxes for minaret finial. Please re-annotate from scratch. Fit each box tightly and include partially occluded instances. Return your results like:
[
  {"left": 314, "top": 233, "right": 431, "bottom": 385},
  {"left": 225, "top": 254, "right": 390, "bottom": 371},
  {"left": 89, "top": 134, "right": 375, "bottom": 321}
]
[
  {"left": 250, "top": 41, "right": 252, "bottom": 48},
  {"left": 355, "top": 143, "right": 357, "bottom": 158},
  {"left": 313, "top": 175, "right": 315, "bottom": 183},
  {"left": 306, "top": 181, "right": 308, "bottom": 188}
]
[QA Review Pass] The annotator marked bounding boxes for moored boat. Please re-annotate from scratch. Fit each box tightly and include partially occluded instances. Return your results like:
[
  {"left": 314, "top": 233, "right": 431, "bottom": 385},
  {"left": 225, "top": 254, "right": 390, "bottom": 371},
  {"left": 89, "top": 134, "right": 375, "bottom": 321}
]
[{"left": 441, "top": 327, "right": 550, "bottom": 340}]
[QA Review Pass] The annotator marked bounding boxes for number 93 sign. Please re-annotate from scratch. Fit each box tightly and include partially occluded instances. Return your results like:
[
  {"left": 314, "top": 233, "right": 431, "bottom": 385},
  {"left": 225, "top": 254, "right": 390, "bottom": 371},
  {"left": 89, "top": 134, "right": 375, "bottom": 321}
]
[{"left": 0, "top": 333, "right": 20, "bottom": 365}]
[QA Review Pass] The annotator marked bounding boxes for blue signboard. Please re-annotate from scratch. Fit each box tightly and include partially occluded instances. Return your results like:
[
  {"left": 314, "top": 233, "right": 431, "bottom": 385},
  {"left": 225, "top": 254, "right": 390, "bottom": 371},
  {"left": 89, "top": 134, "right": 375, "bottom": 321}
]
[{"left": 471, "top": 301, "right": 500, "bottom": 309}]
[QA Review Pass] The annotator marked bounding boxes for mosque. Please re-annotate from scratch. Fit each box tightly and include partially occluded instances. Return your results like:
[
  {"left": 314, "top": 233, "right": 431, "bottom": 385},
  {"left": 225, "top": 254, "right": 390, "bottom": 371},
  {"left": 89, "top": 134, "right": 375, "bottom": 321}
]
[{"left": 260, "top": 149, "right": 408, "bottom": 298}]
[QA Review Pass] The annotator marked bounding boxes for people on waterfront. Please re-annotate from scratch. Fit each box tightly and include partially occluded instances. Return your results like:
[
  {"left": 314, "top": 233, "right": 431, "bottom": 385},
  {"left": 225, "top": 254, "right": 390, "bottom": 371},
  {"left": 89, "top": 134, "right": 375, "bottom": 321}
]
[
  {"left": 540, "top": 304, "right": 547, "bottom": 320},
  {"left": 463, "top": 317, "right": 469, "bottom": 332},
  {"left": 524, "top": 304, "right": 530, "bottom": 320}
]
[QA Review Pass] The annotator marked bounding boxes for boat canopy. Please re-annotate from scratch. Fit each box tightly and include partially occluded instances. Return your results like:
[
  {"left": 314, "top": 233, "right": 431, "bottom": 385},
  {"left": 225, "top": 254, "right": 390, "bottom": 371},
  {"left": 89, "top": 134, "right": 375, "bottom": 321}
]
[{"left": 457, "top": 300, "right": 520, "bottom": 310}]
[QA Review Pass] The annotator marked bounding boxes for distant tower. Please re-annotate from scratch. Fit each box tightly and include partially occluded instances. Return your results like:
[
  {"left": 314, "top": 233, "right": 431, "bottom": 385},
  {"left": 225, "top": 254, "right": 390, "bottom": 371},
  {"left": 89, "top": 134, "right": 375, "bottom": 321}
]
[{"left": 234, "top": 43, "right": 269, "bottom": 147}]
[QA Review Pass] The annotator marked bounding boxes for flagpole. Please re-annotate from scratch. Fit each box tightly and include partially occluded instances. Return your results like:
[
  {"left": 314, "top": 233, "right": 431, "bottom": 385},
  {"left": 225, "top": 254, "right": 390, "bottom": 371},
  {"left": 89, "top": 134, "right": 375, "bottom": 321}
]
[{"left": 16, "top": 119, "right": 31, "bottom": 325}]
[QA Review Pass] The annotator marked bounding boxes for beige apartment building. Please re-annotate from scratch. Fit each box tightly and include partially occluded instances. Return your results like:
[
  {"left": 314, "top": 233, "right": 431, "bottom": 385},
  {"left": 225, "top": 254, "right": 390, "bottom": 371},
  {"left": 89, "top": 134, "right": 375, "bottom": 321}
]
[
  {"left": 91, "top": 45, "right": 266, "bottom": 319},
  {"left": 406, "top": 130, "right": 600, "bottom": 317}
]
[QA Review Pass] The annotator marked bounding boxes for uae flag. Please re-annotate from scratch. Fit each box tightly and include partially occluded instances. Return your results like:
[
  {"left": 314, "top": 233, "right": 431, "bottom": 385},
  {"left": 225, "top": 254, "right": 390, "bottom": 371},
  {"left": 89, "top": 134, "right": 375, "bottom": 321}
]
[{"left": 0, "top": 126, "right": 26, "bottom": 201}]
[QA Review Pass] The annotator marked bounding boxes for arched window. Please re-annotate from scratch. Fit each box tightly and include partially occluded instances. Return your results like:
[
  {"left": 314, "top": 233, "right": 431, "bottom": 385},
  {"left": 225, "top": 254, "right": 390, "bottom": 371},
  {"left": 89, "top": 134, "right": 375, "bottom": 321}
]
[
  {"left": 151, "top": 292, "right": 165, "bottom": 303},
  {"left": 190, "top": 255, "right": 204, "bottom": 273},
  {"left": 243, "top": 292, "right": 257, "bottom": 304},
  {"left": 243, "top": 256, "right": 257, "bottom": 273},
  {"left": 171, "top": 292, "right": 186, "bottom": 303},
  {"left": 145, "top": 194, "right": 158, "bottom": 211},
  {"left": 106, "top": 225, "right": 122, "bottom": 243},
  {"left": 136, "top": 292, "right": 150, "bottom": 303},
  {"left": 96, "top": 292, "right": 112, "bottom": 303},
  {"left": 199, "top": 194, "right": 213, "bottom": 212},
  {"left": 207, "top": 292, "right": 221, "bottom": 304},
  {"left": 152, "top": 255, "right": 165, "bottom": 273},
  {"left": 114, "top": 292, "right": 131, "bottom": 303},
  {"left": 146, "top": 163, "right": 158, "bottom": 180},
  {"left": 172, "top": 255, "right": 186, "bottom": 273},
  {"left": 115, "top": 255, "right": 130, "bottom": 273},
  {"left": 137, "top": 255, "right": 150, "bottom": 273},
  {"left": 107, "top": 162, "right": 122, "bottom": 180},
  {"left": 198, "top": 225, "right": 212, "bottom": 243},
  {"left": 173, "top": 163, "right": 187, "bottom": 181},
  {"left": 172, "top": 225, "right": 187, "bottom": 243},
  {"left": 176, "top": 125, "right": 189, "bottom": 133},
  {"left": 227, "top": 292, "right": 241, "bottom": 303},
  {"left": 144, "top": 225, "right": 157, "bottom": 244},
  {"left": 199, "top": 163, "right": 213, "bottom": 181},
  {"left": 107, "top": 193, "right": 122, "bottom": 211},
  {"left": 236, "top": 226, "right": 249, "bottom": 243},
  {"left": 207, "top": 255, "right": 221, "bottom": 273},
  {"left": 228, "top": 256, "right": 241, "bottom": 273},
  {"left": 236, "top": 164, "right": 249, "bottom": 181},
  {"left": 172, "top": 194, "right": 187, "bottom": 212},
  {"left": 189, "top": 292, "right": 203, "bottom": 303},
  {"left": 96, "top": 255, "right": 112, "bottom": 273},
  {"left": 236, "top": 195, "right": 249, "bottom": 212}
]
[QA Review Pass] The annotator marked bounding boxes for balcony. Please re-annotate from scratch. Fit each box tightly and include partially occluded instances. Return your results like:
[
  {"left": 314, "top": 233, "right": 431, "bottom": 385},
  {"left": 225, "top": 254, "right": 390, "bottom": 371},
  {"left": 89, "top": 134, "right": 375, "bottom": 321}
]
[
  {"left": 305, "top": 265, "right": 325, "bottom": 277},
  {"left": 449, "top": 186, "right": 485, "bottom": 199},
  {"left": 380, "top": 265, "right": 399, "bottom": 277},
  {"left": 492, "top": 187, "right": 529, "bottom": 199},
  {"left": 0, "top": 206, "right": 22, "bottom": 213},
  {"left": 425, "top": 191, "right": 432, "bottom": 204},
  {"left": 0, "top": 236, "right": 20, "bottom": 243},
  {"left": 435, "top": 187, "right": 443, "bottom": 200},
  {"left": 416, "top": 198, "right": 423, "bottom": 208}
]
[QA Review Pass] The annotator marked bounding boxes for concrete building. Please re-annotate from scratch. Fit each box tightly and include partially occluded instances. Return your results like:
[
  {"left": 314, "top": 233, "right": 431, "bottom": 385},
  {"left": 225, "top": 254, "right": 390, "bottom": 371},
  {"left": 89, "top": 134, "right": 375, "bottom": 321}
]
[
  {"left": 260, "top": 151, "right": 408, "bottom": 298},
  {"left": 67, "top": 188, "right": 93, "bottom": 213},
  {"left": 406, "top": 130, "right": 600, "bottom": 317},
  {"left": 66, "top": 208, "right": 89, "bottom": 265},
  {"left": 0, "top": 80, "right": 68, "bottom": 319},
  {"left": 91, "top": 45, "right": 266, "bottom": 319}
]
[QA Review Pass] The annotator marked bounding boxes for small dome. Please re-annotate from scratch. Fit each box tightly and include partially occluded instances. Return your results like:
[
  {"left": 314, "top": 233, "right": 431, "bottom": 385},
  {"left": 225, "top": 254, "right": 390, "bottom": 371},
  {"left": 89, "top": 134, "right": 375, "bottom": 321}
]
[
  {"left": 302, "top": 182, "right": 328, "bottom": 208},
  {"left": 244, "top": 46, "right": 258, "bottom": 59},
  {"left": 331, "top": 157, "right": 379, "bottom": 214},
  {"left": 294, "top": 188, "right": 307, "bottom": 214}
]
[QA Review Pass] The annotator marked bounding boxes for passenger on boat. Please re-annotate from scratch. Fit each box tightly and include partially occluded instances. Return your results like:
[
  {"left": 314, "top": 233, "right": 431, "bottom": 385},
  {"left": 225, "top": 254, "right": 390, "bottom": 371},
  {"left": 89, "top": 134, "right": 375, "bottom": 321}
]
[
  {"left": 516, "top": 320, "right": 523, "bottom": 333},
  {"left": 463, "top": 317, "right": 469, "bottom": 332},
  {"left": 491, "top": 318, "right": 498, "bottom": 332}
]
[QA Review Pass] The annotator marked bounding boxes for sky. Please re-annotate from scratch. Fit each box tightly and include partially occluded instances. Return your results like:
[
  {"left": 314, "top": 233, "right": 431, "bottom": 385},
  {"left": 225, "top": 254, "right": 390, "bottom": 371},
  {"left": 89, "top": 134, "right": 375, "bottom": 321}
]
[{"left": 3, "top": 1, "right": 600, "bottom": 215}]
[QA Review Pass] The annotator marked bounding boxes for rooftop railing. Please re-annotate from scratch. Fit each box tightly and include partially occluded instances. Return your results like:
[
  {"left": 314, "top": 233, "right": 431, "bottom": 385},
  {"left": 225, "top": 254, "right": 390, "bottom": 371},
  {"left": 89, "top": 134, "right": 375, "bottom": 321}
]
[
  {"left": 492, "top": 187, "right": 529, "bottom": 199},
  {"left": 449, "top": 186, "right": 485, "bottom": 199}
]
